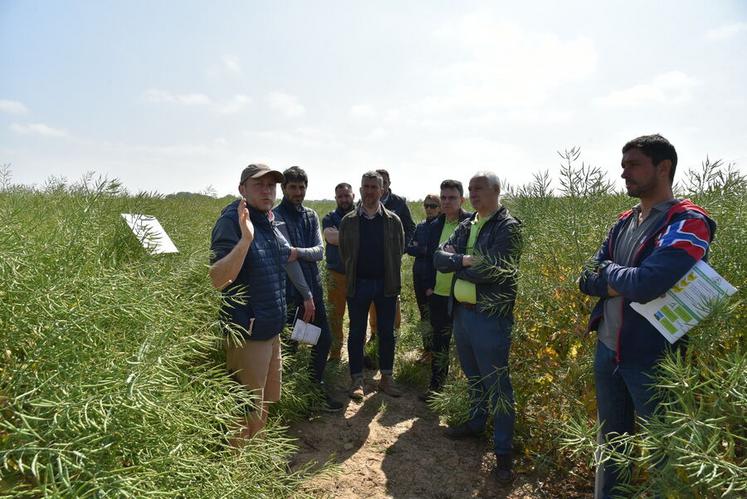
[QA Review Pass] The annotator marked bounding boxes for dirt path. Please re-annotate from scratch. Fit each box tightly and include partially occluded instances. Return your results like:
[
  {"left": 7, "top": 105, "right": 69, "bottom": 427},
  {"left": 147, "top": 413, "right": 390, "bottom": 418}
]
[{"left": 289, "top": 374, "right": 551, "bottom": 499}]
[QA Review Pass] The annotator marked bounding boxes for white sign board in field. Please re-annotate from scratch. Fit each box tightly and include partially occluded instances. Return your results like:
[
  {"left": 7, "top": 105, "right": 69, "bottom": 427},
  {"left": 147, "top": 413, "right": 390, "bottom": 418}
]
[{"left": 121, "top": 213, "right": 179, "bottom": 254}]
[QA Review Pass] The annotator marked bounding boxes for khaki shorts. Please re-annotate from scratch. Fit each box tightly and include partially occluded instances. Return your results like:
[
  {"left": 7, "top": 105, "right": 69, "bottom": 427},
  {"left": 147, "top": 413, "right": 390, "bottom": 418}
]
[{"left": 226, "top": 335, "right": 282, "bottom": 404}]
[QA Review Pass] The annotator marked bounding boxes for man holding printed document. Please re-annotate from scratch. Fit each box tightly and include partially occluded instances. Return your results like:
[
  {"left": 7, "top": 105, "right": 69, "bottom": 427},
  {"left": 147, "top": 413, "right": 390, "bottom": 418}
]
[{"left": 578, "top": 134, "right": 717, "bottom": 498}]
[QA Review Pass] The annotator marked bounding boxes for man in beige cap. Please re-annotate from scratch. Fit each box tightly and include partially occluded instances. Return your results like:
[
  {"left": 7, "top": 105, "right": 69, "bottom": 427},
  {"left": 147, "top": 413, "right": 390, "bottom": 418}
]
[{"left": 209, "top": 163, "right": 303, "bottom": 442}]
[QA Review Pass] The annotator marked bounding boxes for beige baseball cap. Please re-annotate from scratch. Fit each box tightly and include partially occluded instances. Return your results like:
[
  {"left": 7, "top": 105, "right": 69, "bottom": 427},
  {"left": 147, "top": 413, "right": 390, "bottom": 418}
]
[{"left": 240, "top": 163, "right": 284, "bottom": 184}]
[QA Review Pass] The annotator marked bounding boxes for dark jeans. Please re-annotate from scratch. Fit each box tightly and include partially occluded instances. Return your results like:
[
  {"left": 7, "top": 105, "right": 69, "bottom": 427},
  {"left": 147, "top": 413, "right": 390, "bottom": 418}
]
[
  {"left": 594, "top": 341, "right": 660, "bottom": 499},
  {"left": 347, "top": 278, "right": 396, "bottom": 377},
  {"left": 453, "top": 303, "right": 515, "bottom": 456},
  {"left": 428, "top": 293, "right": 453, "bottom": 390},
  {"left": 288, "top": 296, "right": 332, "bottom": 384},
  {"left": 413, "top": 272, "right": 430, "bottom": 324}
]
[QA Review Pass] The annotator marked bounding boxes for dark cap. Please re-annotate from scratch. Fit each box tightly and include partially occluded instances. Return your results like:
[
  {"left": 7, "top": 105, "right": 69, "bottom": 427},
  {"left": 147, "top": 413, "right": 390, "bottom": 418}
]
[{"left": 240, "top": 164, "right": 284, "bottom": 184}]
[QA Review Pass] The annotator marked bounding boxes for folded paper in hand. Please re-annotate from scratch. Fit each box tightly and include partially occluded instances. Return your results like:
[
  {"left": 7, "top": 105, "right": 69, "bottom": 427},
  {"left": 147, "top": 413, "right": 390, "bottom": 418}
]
[{"left": 291, "top": 318, "right": 321, "bottom": 345}]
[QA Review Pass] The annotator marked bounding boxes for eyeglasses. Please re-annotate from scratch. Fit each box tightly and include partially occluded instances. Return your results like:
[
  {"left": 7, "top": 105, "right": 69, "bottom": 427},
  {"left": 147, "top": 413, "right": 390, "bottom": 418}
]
[{"left": 424, "top": 203, "right": 439, "bottom": 209}]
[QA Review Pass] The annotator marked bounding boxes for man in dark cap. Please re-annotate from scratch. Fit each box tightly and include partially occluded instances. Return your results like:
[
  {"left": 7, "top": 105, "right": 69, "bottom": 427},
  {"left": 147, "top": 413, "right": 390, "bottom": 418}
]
[{"left": 209, "top": 163, "right": 304, "bottom": 442}]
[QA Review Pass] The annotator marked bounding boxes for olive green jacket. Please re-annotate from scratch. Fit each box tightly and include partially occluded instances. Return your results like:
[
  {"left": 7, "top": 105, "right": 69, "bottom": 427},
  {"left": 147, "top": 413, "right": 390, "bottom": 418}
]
[{"left": 338, "top": 204, "right": 404, "bottom": 298}]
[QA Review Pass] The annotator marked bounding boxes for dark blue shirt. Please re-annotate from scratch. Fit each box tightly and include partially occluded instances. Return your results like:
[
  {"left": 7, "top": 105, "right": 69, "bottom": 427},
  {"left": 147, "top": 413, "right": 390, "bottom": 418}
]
[{"left": 322, "top": 207, "right": 349, "bottom": 274}]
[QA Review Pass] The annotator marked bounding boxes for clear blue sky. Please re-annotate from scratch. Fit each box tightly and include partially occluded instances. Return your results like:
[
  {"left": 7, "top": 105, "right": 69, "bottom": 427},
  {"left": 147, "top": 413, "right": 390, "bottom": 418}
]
[{"left": 1, "top": 1, "right": 745, "bottom": 199}]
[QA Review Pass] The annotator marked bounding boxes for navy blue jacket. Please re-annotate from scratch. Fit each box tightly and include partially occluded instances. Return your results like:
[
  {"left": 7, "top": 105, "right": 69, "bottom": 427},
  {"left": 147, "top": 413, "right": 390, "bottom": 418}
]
[
  {"left": 273, "top": 198, "right": 323, "bottom": 303},
  {"left": 423, "top": 209, "right": 472, "bottom": 290},
  {"left": 406, "top": 217, "right": 437, "bottom": 283},
  {"left": 383, "top": 191, "right": 416, "bottom": 246},
  {"left": 322, "top": 207, "right": 349, "bottom": 274},
  {"left": 579, "top": 199, "right": 716, "bottom": 367},
  {"left": 210, "top": 200, "right": 290, "bottom": 340},
  {"left": 434, "top": 207, "right": 522, "bottom": 318}
]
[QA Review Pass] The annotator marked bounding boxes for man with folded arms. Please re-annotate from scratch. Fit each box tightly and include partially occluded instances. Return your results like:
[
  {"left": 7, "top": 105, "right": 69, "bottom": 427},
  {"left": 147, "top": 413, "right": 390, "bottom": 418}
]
[
  {"left": 209, "top": 164, "right": 303, "bottom": 441},
  {"left": 434, "top": 171, "right": 522, "bottom": 485},
  {"left": 339, "top": 171, "right": 405, "bottom": 400},
  {"left": 578, "top": 134, "right": 716, "bottom": 498},
  {"left": 322, "top": 182, "right": 356, "bottom": 362}
]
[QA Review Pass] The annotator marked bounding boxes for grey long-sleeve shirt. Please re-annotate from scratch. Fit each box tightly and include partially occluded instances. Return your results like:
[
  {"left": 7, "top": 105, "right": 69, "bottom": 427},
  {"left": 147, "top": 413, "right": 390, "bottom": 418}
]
[{"left": 276, "top": 221, "right": 314, "bottom": 300}]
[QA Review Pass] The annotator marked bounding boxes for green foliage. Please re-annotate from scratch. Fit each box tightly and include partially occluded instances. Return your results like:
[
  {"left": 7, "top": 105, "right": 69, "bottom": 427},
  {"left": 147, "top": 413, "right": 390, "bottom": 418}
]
[
  {"left": 430, "top": 151, "right": 745, "bottom": 495},
  {"left": 1, "top": 153, "right": 744, "bottom": 496},
  {"left": 509, "top": 153, "right": 746, "bottom": 496},
  {"left": 0, "top": 177, "right": 314, "bottom": 497}
]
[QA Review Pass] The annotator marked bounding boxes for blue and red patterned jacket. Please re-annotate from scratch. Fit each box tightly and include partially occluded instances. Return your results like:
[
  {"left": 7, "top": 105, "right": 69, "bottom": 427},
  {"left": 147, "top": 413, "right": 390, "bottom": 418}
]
[{"left": 579, "top": 199, "right": 716, "bottom": 367}]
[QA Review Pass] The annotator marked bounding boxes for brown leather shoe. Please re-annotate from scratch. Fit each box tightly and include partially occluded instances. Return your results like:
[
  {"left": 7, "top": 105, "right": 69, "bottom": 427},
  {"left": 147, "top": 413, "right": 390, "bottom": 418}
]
[
  {"left": 349, "top": 376, "right": 364, "bottom": 401},
  {"left": 378, "top": 374, "right": 402, "bottom": 397},
  {"left": 417, "top": 350, "right": 432, "bottom": 365}
]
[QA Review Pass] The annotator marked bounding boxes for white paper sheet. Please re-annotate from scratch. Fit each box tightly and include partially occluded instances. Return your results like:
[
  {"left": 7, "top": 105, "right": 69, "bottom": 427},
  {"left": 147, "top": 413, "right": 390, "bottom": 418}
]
[
  {"left": 630, "top": 260, "right": 737, "bottom": 343},
  {"left": 291, "top": 318, "right": 321, "bottom": 345},
  {"left": 121, "top": 213, "right": 179, "bottom": 254}
]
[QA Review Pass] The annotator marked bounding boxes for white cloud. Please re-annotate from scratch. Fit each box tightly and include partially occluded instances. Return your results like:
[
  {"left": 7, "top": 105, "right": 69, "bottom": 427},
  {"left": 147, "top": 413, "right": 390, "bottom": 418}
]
[
  {"left": 144, "top": 88, "right": 212, "bottom": 106},
  {"left": 0, "top": 99, "right": 29, "bottom": 115},
  {"left": 144, "top": 89, "right": 251, "bottom": 114},
  {"left": 705, "top": 22, "right": 747, "bottom": 40},
  {"left": 10, "top": 122, "right": 68, "bottom": 137},
  {"left": 500, "top": 108, "right": 575, "bottom": 126},
  {"left": 594, "top": 71, "right": 699, "bottom": 108},
  {"left": 222, "top": 54, "right": 242, "bottom": 73},
  {"left": 217, "top": 94, "right": 251, "bottom": 114},
  {"left": 248, "top": 127, "right": 339, "bottom": 149},
  {"left": 364, "top": 127, "right": 388, "bottom": 141},
  {"left": 267, "top": 91, "right": 306, "bottom": 117},
  {"left": 350, "top": 104, "right": 377, "bottom": 119},
  {"left": 421, "top": 14, "right": 598, "bottom": 113}
]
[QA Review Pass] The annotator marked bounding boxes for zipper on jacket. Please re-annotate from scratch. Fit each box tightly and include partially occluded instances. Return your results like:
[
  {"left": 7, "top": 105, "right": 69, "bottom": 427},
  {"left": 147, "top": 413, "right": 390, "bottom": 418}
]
[{"left": 613, "top": 202, "right": 681, "bottom": 363}]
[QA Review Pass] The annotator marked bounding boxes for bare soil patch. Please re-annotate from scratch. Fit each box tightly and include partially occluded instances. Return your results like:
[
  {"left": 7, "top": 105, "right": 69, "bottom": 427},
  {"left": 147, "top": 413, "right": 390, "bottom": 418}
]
[{"left": 289, "top": 373, "right": 586, "bottom": 498}]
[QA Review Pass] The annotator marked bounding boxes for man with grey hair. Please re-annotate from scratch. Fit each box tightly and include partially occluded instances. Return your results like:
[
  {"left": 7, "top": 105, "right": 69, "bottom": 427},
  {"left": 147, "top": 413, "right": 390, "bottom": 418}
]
[
  {"left": 434, "top": 171, "right": 522, "bottom": 485},
  {"left": 339, "top": 171, "right": 405, "bottom": 400}
]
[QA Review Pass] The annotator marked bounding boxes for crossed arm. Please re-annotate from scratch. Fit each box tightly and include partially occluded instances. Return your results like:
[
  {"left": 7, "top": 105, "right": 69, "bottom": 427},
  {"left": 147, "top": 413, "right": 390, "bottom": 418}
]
[{"left": 579, "top": 219, "right": 711, "bottom": 303}]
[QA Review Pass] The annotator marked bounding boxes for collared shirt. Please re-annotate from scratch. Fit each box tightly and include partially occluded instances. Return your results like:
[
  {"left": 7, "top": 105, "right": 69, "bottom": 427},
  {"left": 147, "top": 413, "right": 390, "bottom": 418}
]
[
  {"left": 598, "top": 199, "right": 679, "bottom": 349},
  {"left": 357, "top": 202, "right": 383, "bottom": 220}
]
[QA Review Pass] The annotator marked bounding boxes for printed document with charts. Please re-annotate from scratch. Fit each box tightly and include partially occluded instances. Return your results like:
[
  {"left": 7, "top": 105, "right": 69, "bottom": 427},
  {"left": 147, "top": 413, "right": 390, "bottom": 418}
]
[{"left": 631, "top": 260, "right": 737, "bottom": 344}]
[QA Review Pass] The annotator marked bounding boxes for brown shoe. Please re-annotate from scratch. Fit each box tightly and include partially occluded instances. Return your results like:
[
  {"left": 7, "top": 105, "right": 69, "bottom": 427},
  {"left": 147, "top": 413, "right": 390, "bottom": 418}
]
[
  {"left": 417, "top": 350, "right": 432, "bottom": 365},
  {"left": 378, "top": 374, "right": 402, "bottom": 397},
  {"left": 349, "top": 376, "right": 364, "bottom": 401}
]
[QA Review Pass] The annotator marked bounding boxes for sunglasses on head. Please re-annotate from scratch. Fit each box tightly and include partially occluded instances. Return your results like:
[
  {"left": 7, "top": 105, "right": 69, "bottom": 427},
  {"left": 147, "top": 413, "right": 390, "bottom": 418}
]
[{"left": 424, "top": 203, "right": 439, "bottom": 209}]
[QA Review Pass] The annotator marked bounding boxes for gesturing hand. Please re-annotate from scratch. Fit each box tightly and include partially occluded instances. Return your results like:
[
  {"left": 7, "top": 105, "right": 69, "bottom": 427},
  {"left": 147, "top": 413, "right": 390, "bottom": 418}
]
[{"left": 238, "top": 199, "right": 254, "bottom": 243}]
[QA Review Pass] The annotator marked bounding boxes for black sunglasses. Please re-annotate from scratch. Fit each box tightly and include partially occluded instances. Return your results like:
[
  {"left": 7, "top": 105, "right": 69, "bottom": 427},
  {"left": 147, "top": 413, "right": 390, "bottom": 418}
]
[{"left": 424, "top": 203, "right": 439, "bottom": 209}]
